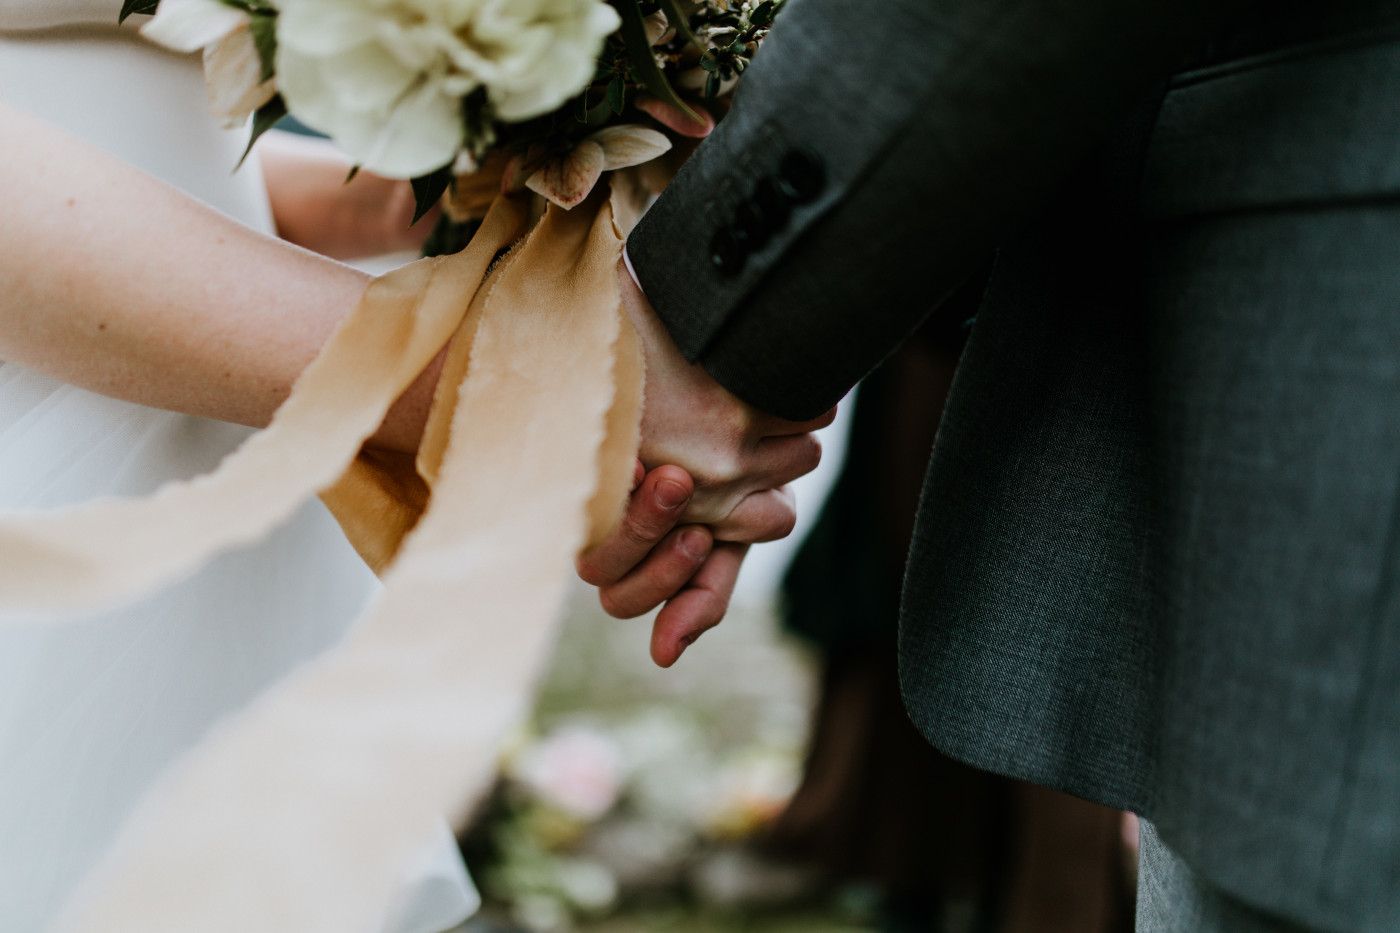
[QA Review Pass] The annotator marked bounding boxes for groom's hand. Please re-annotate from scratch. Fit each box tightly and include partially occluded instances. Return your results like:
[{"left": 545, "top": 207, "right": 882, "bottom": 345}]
[{"left": 616, "top": 256, "right": 832, "bottom": 539}]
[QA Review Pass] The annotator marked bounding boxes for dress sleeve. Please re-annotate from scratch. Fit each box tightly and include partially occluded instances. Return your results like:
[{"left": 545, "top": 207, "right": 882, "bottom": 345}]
[{"left": 627, "top": 0, "right": 1241, "bottom": 421}]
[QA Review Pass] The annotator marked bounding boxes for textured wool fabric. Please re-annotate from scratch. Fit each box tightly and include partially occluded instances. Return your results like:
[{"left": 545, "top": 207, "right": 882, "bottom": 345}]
[
  {"left": 1142, "top": 193, "right": 1400, "bottom": 930},
  {"left": 630, "top": 0, "right": 1232, "bottom": 421},
  {"left": 1137, "top": 822, "right": 1321, "bottom": 933},
  {"left": 633, "top": 0, "right": 1400, "bottom": 929}
]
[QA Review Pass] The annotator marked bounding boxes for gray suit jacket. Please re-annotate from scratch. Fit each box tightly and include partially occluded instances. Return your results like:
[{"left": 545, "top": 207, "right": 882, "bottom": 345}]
[{"left": 629, "top": 0, "right": 1400, "bottom": 929}]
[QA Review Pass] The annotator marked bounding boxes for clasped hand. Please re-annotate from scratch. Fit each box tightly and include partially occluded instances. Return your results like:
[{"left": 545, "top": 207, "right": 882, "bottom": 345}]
[{"left": 576, "top": 259, "right": 834, "bottom": 667}]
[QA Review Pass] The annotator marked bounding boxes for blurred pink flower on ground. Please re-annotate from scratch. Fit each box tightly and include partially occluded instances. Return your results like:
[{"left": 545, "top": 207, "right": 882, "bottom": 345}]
[{"left": 515, "top": 727, "right": 625, "bottom": 821}]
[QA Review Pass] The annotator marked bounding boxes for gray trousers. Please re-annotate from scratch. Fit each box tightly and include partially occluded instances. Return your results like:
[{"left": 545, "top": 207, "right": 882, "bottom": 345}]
[{"left": 1137, "top": 822, "right": 1323, "bottom": 933}]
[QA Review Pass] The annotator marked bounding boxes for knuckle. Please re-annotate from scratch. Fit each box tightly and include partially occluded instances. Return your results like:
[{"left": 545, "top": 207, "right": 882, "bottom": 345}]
[
  {"left": 691, "top": 439, "right": 747, "bottom": 489},
  {"left": 758, "top": 509, "right": 797, "bottom": 543},
  {"left": 812, "top": 406, "right": 839, "bottom": 429},
  {"left": 619, "top": 512, "right": 664, "bottom": 548},
  {"left": 751, "top": 493, "right": 797, "bottom": 543},
  {"left": 696, "top": 595, "right": 729, "bottom": 631}
]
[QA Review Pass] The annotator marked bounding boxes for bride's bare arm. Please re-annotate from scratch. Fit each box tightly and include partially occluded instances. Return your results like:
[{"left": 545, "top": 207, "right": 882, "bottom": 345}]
[
  {"left": 0, "top": 101, "right": 438, "bottom": 452},
  {"left": 0, "top": 102, "right": 801, "bottom": 644},
  {"left": 256, "top": 130, "right": 434, "bottom": 260}
]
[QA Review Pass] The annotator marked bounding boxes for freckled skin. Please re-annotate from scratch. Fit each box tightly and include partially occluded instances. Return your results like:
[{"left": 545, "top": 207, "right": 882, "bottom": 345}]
[{"left": 0, "top": 100, "right": 446, "bottom": 453}]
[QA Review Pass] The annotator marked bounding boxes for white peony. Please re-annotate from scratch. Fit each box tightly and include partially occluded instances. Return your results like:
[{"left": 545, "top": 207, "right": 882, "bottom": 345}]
[
  {"left": 275, "top": 0, "right": 621, "bottom": 178},
  {"left": 143, "top": 0, "right": 278, "bottom": 125}
]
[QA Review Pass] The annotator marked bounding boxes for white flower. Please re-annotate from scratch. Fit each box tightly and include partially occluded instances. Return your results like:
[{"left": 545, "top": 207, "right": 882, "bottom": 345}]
[
  {"left": 143, "top": 0, "right": 277, "bottom": 125},
  {"left": 142, "top": 0, "right": 247, "bottom": 52},
  {"left": 274, "top": 0, "right": 621, "bottom": 178}
]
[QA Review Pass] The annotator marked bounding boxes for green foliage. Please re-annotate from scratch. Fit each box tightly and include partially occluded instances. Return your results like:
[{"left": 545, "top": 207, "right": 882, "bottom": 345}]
[
  {"left": 657, "top": 0, "right": 701, "bottom": 49},
  {"left": 117, "top": 0, "right": 160, "bottom": 24},
  {"left": 689, "top": 0, "right": 781, "bottom": 96},
  {"left": 461, "top": 89, "right": 499, "bottom": 162},
  {"left": 235, "top": 94, "right": 288, "bottom": 170},
  {"left": 605, "top": 75, "right": 627, "bottom": 115},
  {"left": 612, "top": 0, "right": 701, "bottom": 124},
  {"left": 221, "top": 0, "right": 277, "bottom": 13},
  {"left": 248, "top": 10, "right": 278, "bottom": 82},
  {"left": 576, "top": 89, "right": 615, "bottom": 127},
  {"left": 422, "top": 215, "right": 482, "bottom": 258},
  {"left": 410, "top": 164, "right": 455, "bottom": 226}
]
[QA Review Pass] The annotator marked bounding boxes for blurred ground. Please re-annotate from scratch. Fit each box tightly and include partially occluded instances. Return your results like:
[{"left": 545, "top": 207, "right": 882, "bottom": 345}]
[
  {"left": 537, "top": 582, "right": 816, "bottom": 753},
  {"left": 460, "top": 411, "right": 866, "bottom": 932}
]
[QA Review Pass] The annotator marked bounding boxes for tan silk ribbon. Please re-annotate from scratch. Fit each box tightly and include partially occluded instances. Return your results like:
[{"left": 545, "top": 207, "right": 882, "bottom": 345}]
[{"left": 7, "top": 185, "right": 642, "bottom": 932}]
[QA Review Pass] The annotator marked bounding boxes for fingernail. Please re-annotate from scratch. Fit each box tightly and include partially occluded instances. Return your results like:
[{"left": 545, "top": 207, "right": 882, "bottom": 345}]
[
  {"left": 680, "top": 528, "right": 709, "bottom": 559},
  {"left": 656, "top": 479, "right": 689, "bottom": 511}
]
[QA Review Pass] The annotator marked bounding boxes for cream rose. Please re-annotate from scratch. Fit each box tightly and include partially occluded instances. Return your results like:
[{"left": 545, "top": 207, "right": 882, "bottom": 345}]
[{"left": 274, "top": 0, "right": 621, "bottom": 178}]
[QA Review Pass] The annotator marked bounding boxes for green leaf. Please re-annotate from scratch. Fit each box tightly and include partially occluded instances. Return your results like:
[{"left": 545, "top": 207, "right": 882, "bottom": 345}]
[
  {"left": 410, "top": 164, "right": 454, "bottom": 226},
  {"left": 235, "top": 94, "right": 288, "bottom": 170},
  {"left": 421, "top": 214, "right": 482, "bottom": 258},
  {"left": 461, "top": 89, "right": 498, "bottom": 161},
  {"left": 249, "top": 10, "right": 278, "bottom": 82},
  {"left": 656, "top": 0, "right": 701, "bottom": 49},
  {"left": 118, "top": 0, "right": 160, "bottom": 23},
  {"left": 749, "top": 1, "right": 777, "bottom": 28},
  {"left": 613, "top": 0, "right": 702, "bottom": 125},
  {"left": 577, "top": 89, "right": 616, "bottom": 126},
  {"left": 606, "top": 75, "right": 626, "bottom": 114}
]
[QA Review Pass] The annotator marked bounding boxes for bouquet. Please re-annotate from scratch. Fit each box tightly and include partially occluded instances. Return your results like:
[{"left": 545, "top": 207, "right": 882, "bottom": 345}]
[{"left": 129, "top": 0, "right": 781, "bottom": 246}]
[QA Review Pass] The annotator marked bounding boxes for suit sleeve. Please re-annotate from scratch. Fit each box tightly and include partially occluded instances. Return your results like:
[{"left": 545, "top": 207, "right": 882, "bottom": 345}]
[{"left": 627, "top": 0, "right": 1237, "bottom": 421}]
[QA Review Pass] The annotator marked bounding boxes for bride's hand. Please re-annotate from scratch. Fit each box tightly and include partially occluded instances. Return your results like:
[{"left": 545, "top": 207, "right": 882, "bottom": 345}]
[{"left": 578, "top": 462, "right": 750, "bottom": 668}]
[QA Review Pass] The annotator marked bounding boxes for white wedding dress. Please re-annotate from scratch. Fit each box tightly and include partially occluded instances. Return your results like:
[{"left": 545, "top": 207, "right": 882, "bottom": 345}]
[{"left": 0, "top": 5, "right": 477, "bottom": 932}]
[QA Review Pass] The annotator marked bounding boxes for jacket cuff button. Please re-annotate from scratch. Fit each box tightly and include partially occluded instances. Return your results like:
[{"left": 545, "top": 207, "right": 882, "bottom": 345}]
[
  {"left": 735, "top": 200, "right": 772, "bottom": 250},
  {"left": 777, "top": 149, "right": 825, "bottom": 204},
  {"left": 709, "top": 227, "right": 747, "bottom": 276},
  {"left": 755, "top": 177, "right": 792, "bottom": 229}
]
